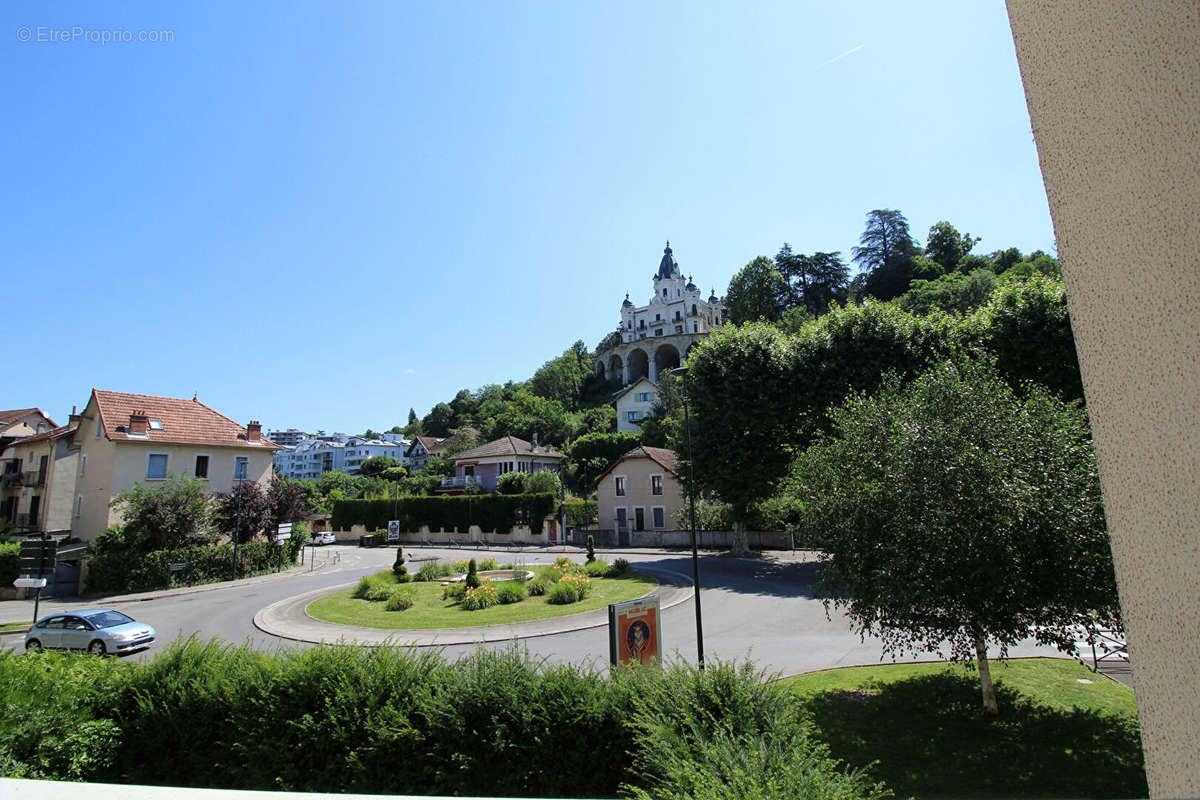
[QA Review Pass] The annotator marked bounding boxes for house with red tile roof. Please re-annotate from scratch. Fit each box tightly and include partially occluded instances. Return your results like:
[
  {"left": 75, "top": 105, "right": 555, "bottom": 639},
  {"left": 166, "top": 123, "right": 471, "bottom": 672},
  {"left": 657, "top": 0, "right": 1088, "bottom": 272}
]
[
  {"left": 0, "top": 408, "right": 57, "bottom": 453},
  {"left": 67, "top": 389, "right": 280, "bottom": 541},
  {"left": 443, "top": 434, "right": 566, "bottom": 494},
  {"left": 593, "top": 445, "right": 683, "bottom": 539},
  {"left": 0, "top": 423, "right": 79, "bottom": 534}
]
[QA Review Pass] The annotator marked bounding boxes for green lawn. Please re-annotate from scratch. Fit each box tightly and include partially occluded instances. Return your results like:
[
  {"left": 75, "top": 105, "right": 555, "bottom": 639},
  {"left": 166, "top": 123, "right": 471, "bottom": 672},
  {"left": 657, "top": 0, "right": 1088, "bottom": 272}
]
[
  {"left": 307, "top": 570, "right": 658, "bottom": 630},
  {"left": 0, "top": 621, "right": 30, "bottom": 633},
  {"left": 778, "top": 658, "right": 1146, "bottom": 800}
]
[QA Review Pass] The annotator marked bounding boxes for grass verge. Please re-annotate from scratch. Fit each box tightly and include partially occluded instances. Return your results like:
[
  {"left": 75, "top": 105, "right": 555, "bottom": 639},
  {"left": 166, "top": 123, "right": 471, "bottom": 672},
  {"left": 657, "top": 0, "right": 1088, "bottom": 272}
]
[
  {"left": 778, "top": 657, "right": 1146, "bottom": 799},
  {"left": 307, "top": 570, "right": 658, "bottom": 629}
]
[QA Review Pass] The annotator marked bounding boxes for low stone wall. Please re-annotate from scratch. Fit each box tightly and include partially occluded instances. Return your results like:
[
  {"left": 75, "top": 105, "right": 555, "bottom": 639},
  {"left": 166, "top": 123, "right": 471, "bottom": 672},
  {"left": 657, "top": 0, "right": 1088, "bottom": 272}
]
[
  {"left": 571, "top": 528, "right": 792, "bottom": 550},
  {"left": 632, "top": 530, "right": 792, "bottom": 549},
  {"left": 335, "top": 524, "right": 548, "bottom": 546}
]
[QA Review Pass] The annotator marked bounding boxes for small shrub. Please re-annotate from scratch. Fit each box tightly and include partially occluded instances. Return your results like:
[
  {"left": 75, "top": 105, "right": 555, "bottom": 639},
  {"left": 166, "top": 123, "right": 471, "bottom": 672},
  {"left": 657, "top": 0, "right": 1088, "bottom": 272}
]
[
  {"left": 610, "top": 558, "right": 632, "bottom": 576},
  {"left": 526, "top": 578, "right": 548, "bottom": 596},
  {"left": 441, "top": 582, "right": 467, "bottom": 602},
  {"left": 495, "top": 581, "right": 526, "bottom": 605},
  {"left": 353, "top": 573, "right": 396, "bottom": 601},
  {"left": 547, "top": 574, "right": 592, "bottom": 605},
  {"left": 385, "top": 587, "right": 415, "bottom": 611},
  {"left": 415, "top": 562, "right": 454, "bottom": 582},
  {"left": 450, "top": 560, "right": 469, "bottom": 574},
  {"left": 499, "top": 562, "right": 513, "bottom": 570},
  {"left": 585, "top": 559, "right": 609, "bottom": 578},
  {"left": 465, "top": 559, "right": 481, "bottom": 589},
  {"left": 478, "top": 558, "right": 499, "bottom": 571},
  {"left": 586, "top": 534, "right": 595, "bottom": 562},
  {"left": 461, "top": 583, "right": 500, "bottom": 611},
  {"left": 392, "top": 546, "right": 408, "bottom": 580}
]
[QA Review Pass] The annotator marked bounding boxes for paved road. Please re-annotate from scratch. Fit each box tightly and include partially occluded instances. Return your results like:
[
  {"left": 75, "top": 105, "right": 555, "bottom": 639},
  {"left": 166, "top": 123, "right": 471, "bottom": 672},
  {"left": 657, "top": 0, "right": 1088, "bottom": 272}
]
[{"left": 1, "top": 544, "right": 1070, "bottom": 677}]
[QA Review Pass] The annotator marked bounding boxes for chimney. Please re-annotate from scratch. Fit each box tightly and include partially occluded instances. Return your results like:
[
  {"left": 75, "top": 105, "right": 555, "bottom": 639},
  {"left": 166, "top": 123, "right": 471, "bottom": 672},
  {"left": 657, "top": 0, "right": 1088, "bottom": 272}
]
[
  {"left": 68, "top": 405, "right": 81, "bottom": 426},
  {"left": 129, "top": 409, "right": 149, "bottom": 435},
  {"left": 247, "top": 420, "right": 262, "bottom": 442},
  {"left": 531, "top": 431, "right": 538, "bottom": 451}
]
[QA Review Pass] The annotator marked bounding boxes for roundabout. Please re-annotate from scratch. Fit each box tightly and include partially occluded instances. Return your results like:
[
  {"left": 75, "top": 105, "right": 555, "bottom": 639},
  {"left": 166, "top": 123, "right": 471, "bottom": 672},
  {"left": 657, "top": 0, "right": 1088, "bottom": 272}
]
[{"left": 253, "top": 561, "right": 693, "bottom": 647}]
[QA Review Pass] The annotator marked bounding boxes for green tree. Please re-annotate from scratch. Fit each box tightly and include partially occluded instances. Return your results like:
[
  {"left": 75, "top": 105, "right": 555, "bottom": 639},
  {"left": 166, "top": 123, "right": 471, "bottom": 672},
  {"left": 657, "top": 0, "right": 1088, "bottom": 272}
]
[
  {"left": 565, "top": 431, "right": 641, "bottom": 494},
  {"left": 358, "top": 456, "right": 403, "bottom": 478},
  {"left": 965, "top": 275, "right": 1082, "bottom": 401},
  {"left": 496, "top": 472, "right": 526, "bottom": 495},
  {"left": 530, "top": 341, "right": 593, "bottom": 411},
  {"left": 725, "top": 256, "right": 788, "bottom": 324},
  {"left": 788, "top": 360, "right": 1120, "bottom": 713},
  {"left": 898, "top": 269, "right": 998, "bottom": 316},
  {"left": 925, "top": 220, "right": 980, "bottom": 273},
  {"left": 485, "top": 389, "right": 570, "bottom": 446},
  {"left": 110, "top": 476, "right": 213, "bottom": 551},
  {"left": 524, "top": 469, "right": 562, "bottom": 496},
  {"left": 684, "top": 323, "right": 804, "bottom": 555},
  {"left": 423, "top": 403, "right": 456, "bottom": 437},
  {"left": 776, "top": 246, "right": 849, "bottom": 316},
  {"left": 852, "top": 209, "right": 919, "bottom": 301}
]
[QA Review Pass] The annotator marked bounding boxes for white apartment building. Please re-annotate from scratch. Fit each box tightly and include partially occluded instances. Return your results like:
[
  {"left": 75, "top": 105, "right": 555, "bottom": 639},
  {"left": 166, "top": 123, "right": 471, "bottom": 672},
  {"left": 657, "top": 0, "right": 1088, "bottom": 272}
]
[{"left": 274, "top": 436, "right": 411, "bottom": 479}]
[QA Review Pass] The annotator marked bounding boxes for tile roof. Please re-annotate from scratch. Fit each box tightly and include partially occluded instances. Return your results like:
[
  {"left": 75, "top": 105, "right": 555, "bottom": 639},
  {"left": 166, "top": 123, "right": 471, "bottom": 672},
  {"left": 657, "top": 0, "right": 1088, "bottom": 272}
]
[
  {"left": 407, "top": 436, "right": 443, "bottom": 456},
  {"left": 8, "top": 423, "right": 77, "bottom": 447},
  {"left": 0, "top": 408, "right": 56, "bottom": 428},
  {"left": 91, "top": 390, "right": 280, "bottom": 449},
  {"left": 452, "top": 435, "right": 566, "bottom": 462},
  {"left": 592, "top": 445, "right": 679, "bottom": 487}
]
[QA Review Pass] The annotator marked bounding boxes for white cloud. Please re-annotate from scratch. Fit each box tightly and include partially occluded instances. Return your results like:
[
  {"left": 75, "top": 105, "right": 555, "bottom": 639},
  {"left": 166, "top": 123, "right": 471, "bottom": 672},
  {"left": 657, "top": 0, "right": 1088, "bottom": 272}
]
[{"left": 404, "top": 368, "right": 416, "bottom": 374}]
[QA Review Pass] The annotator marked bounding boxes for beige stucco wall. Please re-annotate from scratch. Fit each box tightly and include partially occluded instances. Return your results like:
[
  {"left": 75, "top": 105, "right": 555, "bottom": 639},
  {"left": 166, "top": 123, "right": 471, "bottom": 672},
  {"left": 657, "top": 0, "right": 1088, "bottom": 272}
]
[
  {"left": 2, "top": 435, "right": 78, "bottom": 533},
  {"left": 596, "top": 456, "right": 682, "bottom": 532},
  {"left": 1007, "top": 3, "right": 1199, "bottom": 795},
  {"left": 69, "top": 398, "right": 274, "bottom": 540}
]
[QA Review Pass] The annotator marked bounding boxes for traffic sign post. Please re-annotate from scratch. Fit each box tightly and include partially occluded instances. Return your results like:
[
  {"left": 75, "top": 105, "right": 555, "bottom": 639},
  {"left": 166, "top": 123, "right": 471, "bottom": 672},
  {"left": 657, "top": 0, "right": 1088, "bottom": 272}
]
[{"left": 18, "top": 537, "right": 57, "bottom": 625}]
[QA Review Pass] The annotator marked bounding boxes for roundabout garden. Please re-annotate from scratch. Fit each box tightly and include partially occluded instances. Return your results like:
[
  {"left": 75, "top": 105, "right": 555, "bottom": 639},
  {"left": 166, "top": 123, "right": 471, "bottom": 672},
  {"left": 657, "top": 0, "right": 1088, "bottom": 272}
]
[{"left": 305, "top": 553, "right": 659, "bottom": 630}]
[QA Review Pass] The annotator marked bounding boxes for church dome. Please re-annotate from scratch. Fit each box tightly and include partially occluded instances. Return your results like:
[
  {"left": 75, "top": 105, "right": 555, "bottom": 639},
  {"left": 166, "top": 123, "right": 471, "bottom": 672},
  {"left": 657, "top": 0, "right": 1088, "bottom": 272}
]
[
  {"left": 622, "top": 292, "right": 633, "bottom": 308},
  {"left": 657, "top": 241, "right": 679, "bottom": 279},
  {"left": 708, "top": 288, "right": 719, "bottom": 304},
  {"left": 686, "top": 275, "right": 697, "bottom": 291}
]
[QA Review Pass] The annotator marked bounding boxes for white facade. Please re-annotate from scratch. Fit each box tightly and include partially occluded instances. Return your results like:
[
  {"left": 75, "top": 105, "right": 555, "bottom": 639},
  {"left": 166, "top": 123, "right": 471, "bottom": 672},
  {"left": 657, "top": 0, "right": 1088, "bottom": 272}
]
[
  {"left": 274, "top": 436, "right": 412, "bottom": 479},
  {"left": 620, "top": 243, "right": 725, "bottom": 345},
  {"left": 614, "top": 378, "right": 658, "bottom": 432}
]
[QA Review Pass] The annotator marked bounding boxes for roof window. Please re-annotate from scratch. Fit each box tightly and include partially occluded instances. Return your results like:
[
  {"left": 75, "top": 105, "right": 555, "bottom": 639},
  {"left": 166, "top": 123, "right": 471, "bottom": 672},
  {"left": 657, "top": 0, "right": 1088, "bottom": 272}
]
[{"left": 149, "top": 419, "right": 164, "bottom": 431}]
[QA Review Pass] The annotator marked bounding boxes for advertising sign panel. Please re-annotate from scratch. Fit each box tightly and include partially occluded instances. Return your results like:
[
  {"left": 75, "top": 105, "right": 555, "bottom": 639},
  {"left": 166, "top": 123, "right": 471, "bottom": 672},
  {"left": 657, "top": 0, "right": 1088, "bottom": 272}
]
[
  {"left": 608, "top": 595, "right": 661, "bottom": 666},
  {"left": 387, "top": 520, "right": 400, "bottom": 542}
]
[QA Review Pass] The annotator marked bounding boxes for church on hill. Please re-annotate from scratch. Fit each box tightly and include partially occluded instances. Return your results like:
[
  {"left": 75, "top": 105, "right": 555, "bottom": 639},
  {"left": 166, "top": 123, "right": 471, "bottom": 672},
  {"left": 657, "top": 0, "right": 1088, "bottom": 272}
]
[{"left": 594, "top": 242, "right": 726, "bottom": 386}]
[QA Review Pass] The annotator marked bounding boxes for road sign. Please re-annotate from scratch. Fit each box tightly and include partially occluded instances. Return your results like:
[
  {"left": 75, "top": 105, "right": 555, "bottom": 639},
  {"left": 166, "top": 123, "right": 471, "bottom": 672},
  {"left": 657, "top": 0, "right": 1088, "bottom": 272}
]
[
  {"left": 13, "top": 577, "right": 47, "bottom": 589},
  {"left": 273, "top": 533, "right": 291, "bottom": 543},
  {"left": 168, "top": 562, "right": 193, "bottom": 572},
  {"left": 18, "top": 539, "right": 57, "bottom": 577},
  {"left": 277, "top": 523, "right": 293, "bottom": 535}
]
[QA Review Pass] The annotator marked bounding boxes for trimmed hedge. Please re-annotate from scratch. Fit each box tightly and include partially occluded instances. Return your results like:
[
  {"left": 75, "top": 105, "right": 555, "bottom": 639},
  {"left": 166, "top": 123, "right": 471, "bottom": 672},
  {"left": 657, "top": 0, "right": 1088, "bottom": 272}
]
[
  {"left": 566, "top": 499, "right": 598, "bottom": 527},
  {"left": 0, "top": 542, "right": 19, "bottom": 587},
  {"left": 332, "top": 493, "right": 556, "bottom": 536},
  {"left": 84, "top": 531, "right": 309, "bottom": 596},
  {"left": 0, "top": 642, "right": 889, "bottom": 799}
]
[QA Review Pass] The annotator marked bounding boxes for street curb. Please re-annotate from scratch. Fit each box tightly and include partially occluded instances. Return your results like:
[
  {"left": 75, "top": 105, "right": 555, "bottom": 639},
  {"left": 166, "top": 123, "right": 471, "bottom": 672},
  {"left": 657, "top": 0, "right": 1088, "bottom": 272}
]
[{"left": 252, "top": 564, "right": 694, "bottom": 647}]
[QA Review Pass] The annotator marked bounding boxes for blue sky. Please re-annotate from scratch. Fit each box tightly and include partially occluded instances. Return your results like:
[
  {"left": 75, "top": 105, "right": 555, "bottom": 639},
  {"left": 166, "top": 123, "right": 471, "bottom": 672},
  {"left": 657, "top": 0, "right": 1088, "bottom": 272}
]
[{"left": 2, "top": 2, "right": 1053, "bottom": 435}]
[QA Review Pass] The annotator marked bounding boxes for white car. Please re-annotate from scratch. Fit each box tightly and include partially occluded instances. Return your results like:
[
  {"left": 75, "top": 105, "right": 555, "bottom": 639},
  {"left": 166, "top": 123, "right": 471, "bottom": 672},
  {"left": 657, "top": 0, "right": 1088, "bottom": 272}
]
[
  {"left": 25, "top": 609, "right": 155, "bottom": 656},
  {"left": 312, "top": 531, "right": 336, "bottom": 545}
]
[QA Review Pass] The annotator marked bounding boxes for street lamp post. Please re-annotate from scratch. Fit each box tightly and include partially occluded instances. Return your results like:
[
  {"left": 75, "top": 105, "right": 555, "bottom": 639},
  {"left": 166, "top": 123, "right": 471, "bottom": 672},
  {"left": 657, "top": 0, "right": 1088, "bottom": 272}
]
[{"left": 668, "top": 366, "right": 705, "bottom": 669}]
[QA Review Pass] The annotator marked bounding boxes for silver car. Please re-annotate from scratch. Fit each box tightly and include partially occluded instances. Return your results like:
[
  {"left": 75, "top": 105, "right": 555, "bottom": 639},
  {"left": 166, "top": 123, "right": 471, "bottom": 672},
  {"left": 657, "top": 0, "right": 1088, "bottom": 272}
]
[{"left": 25, "top": 608, "right": 156, "bottom": 656}]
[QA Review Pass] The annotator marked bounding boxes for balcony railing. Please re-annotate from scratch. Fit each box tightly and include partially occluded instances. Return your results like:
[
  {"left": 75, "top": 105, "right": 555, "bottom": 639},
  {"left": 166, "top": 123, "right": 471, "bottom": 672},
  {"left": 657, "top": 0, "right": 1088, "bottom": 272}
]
[
  {"left": 439, "top": 476, "right": 484, "bottom": 491},
  {"left": 21, "top": 471, "right": 44, "bottom": 487}
]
